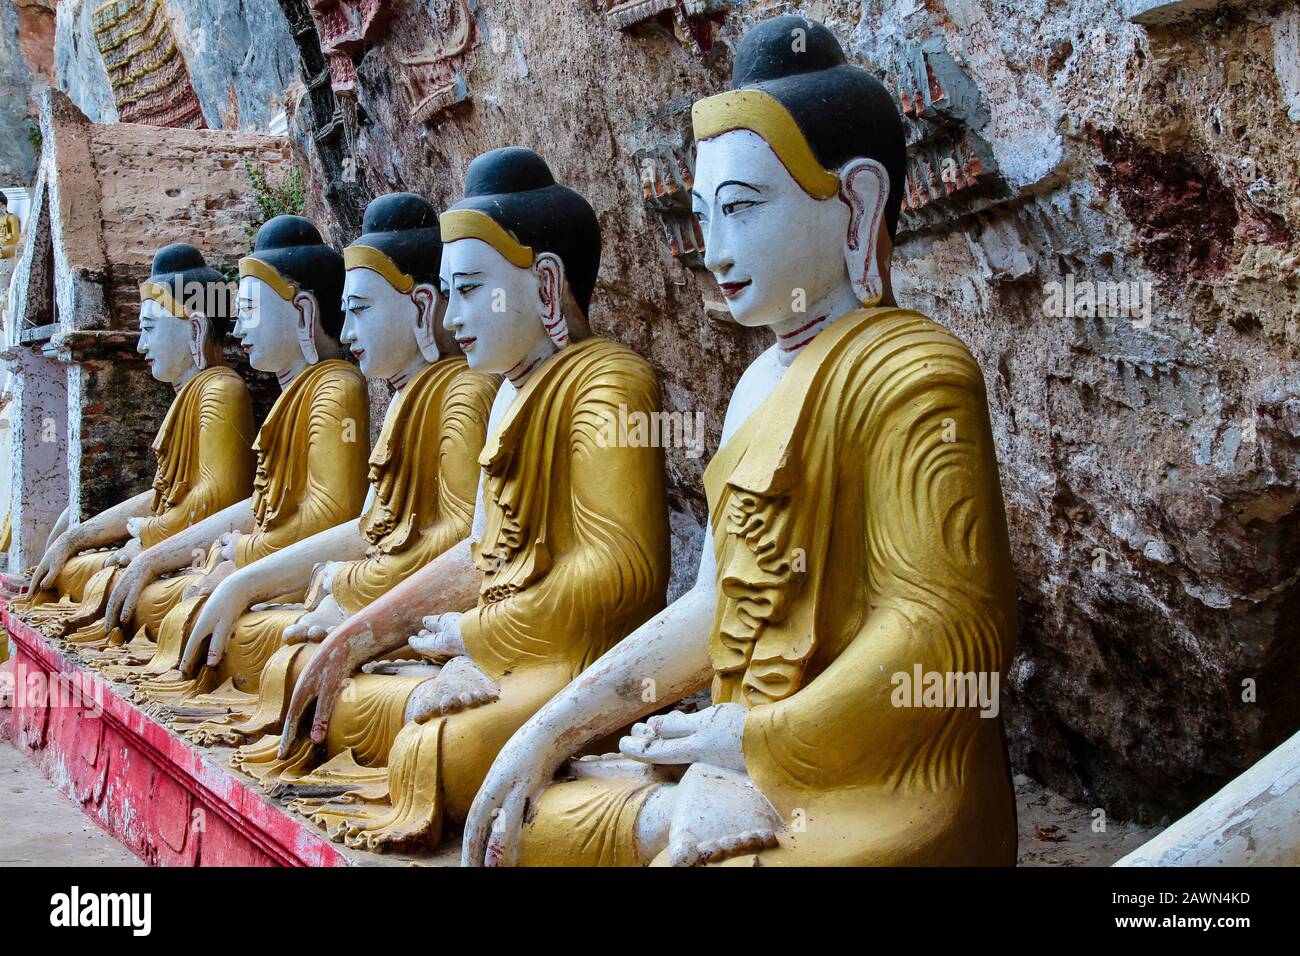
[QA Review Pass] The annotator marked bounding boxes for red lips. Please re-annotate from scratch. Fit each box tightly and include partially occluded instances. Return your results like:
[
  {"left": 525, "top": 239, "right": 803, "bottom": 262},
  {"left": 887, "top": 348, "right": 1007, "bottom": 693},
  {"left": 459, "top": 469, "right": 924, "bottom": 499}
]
[{"left": 719, "top": 279, "right": 752, "bottom": 299}]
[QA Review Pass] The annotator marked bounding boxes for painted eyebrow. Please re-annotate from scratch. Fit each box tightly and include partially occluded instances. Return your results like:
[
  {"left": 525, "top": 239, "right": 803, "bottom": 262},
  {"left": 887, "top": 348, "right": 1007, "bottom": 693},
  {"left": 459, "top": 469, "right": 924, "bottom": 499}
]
[
  {"left": 715, "top": 180, "right": 762, "bottom": 197},
  {"left": 451, "top": 271, "right": 484, "bottom": 280}
]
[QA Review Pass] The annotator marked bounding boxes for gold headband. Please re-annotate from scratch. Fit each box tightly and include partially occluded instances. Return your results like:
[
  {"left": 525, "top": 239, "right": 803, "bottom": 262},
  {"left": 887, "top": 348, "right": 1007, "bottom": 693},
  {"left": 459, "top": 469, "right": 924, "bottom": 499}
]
[
  {"left": 344, "top": 245, "right": 416, "bottom": 294},
  {"left": 691, "top": 89, "right": 839, "bottom": 200},
  {"left": 439, "top": 209, "right": 534, "bottom": 269},
  {"left": 238, "top": 256, "right": 297, "bottom": 301},
  {"left": 139, "top": 281, "right": 188, "bottom": 319}
]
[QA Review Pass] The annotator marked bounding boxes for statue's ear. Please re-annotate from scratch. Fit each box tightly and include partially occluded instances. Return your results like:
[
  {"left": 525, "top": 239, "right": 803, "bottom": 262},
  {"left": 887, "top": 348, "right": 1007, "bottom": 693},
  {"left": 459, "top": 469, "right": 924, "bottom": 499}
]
[
  {"left": 411, "top": 282, "right": 443, "bottom": 362},
  {"left": 533, "top": 252, "right": 570, "bottom": 348},
  {"left": 839, "top": 158, "right": 890, "bottom": 307},
  {"left": 188, "top": 311, "right": 211, "bottom": 370},
  {"left": 293, "top": 291, "right": 321, "bottom": 365}
]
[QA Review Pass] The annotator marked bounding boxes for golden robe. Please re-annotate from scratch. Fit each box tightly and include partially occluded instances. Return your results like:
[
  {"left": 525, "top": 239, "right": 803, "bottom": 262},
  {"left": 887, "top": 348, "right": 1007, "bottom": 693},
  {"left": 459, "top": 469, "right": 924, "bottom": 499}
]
[
  {"left": 21, "top": 366, "right": 254, "bottom": 636},
  {"left": 518, "top": 308, "right": 1019, "bottom": 866},
  {"left": 0, "top": 212, "right": 19, "bottom": 258},
  {"left": 101, "top": 359, "right": 370, "bottom": 684},
  {"left": 240, "top": 338, "right": 671, "bottom": 852},
  {"left": 173, "top": 358, "right": 498, "bottom": 743}
]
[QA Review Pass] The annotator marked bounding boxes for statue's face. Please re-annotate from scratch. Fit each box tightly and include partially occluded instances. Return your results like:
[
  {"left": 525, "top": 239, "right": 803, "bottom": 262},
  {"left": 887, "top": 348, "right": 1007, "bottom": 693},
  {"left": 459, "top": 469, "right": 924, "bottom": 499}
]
[
  {"left": 440, "top": 238, "right": 549, "bottom": 375},
  {"left": 692, "top": 130, "right": 851, "bottom": 328},
  {"left": 340, "top": 268, "right": 427, "bottom": 380},
  {"left": 234, "top": 275, "right": 303, "bottom": 374},
  {"left": 137, "top": 299, "right": 194, "bottom": 384}
]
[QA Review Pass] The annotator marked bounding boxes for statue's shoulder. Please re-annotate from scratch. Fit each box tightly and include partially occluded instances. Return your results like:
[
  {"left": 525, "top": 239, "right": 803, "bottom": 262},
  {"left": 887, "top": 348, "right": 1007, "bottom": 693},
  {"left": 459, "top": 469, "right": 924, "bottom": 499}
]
[
  {"left": 854, "top": 308, "right": 984, "bottom": 384},
  {"left": 576, "top": 338, "right": 656, "bottom": 381},
  {"left": 197, "top": 365, "right": 252, "bottom": 404},
  {"left": 312, "top": 357, "right": 368, "bottom": 395},
  {"left": 449, "top": 360, "right": 501, "bottom": 399}
]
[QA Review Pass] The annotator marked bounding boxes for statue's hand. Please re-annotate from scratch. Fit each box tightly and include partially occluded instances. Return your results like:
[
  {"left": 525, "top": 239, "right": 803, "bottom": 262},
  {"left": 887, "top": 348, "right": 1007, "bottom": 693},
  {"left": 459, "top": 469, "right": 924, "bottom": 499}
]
[
  {"left": 181, "top": 571, "right": 253, "bottom": 676},
  {"left": 280, "top": 619, "right": 376, "bottom": 757},
  {"left": 218, "top": 531, "right": 242, "bottom": 563},
  {"left": 407, "top": 612, "right": 466, "bottom": 662},
  {"left": 32, "top": 532, "right": 78, "bottom": 591},
  {"left": 182, "top": 559, "right": 236, "bottom": 601},
  {"left": 462, "top": 720, "right": 567, "bottom": 868},
  {"left": 666, "top": 763, "right": 781, "bottom": 867},
  {"left": 113, "top": 537, "right": 143, "bottom": 568},
  {"left": 282, "top": 595, "right": 347, "bottom": 644},
  {"left": 618, "top": 704, "right": 748, "bottom": 773},
  {"left": 103, "top": 552, "right": 161, "bottom": 634},
  {"left": 301, "top": 561, "right": 344, "bottom": 614},
  {"left": 403, "top": 655, "right": 498, "bottom": 723}
]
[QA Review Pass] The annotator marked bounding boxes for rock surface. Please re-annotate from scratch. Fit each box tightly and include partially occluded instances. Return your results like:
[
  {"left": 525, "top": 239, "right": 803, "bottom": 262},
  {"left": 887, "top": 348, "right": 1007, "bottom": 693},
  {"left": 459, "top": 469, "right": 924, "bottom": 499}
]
[{"left": 0, "top": 0, "right": 38, "bottom": 183}]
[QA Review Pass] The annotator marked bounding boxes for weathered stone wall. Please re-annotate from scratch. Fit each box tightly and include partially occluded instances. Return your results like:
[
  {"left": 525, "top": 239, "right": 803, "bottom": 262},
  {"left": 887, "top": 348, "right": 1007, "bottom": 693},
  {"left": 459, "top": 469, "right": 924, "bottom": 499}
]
[
  {"left": 52, "top": 0, "right": 298, "bottom": 132},
  {"left": 85, "top": 119, "right": 291, "bottom": 327},
  {"left": 0, "top": 0, "right": 39, "bottom": 183}
]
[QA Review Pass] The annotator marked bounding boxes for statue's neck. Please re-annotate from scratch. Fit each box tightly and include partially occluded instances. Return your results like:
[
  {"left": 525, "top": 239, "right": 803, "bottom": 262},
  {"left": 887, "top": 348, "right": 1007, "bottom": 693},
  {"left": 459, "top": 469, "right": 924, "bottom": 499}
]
[
  {"left": 172, "top": 336, "right": 226, "bottom": 392},
  {"left": 505, "top": 336, "right": 559, "bottom": 388},
  {"left": 276, "top": 353, "right": 310, "bottom": 389},
  {"left": 173, "top": 364, "right": 200, "bottom": 393},
  {"left": 770, "top": 281, "right": 861, "bottom": 367},
  {"left": 389, "top": 354, "right": 433, "bottom": 391},
  {"left": 279, "top": 337, "right": 342, "bottom": 388}
]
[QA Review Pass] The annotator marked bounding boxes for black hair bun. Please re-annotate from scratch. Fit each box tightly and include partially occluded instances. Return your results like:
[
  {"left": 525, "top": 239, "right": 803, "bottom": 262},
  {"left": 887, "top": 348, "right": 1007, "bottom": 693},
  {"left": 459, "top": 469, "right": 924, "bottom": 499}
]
[
  {"left": 464, "top": 147, "right": 557, "bottom": 197},
  {"left": 352, "top": 194, "right": 443, "bottom": 286},
  {"left": 147, "top": 243, "right": 232, "bottom": 337},
  {"left": 732, "top": 14, "right": 847, "bottom": 85},
  {"left": 247, "top": 215, "right": 345, "bottom": 340},
  {"left": 450, "top": 148, "right": 601, "bottom": 315},
  {"left": 728, "top": 15, "right": 907, "bottom": 241}
]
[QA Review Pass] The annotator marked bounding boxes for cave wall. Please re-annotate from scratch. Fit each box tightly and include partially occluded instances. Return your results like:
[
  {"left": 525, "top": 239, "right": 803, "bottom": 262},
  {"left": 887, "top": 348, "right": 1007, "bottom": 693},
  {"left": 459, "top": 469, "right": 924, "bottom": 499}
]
[{"left": 0, "top": 0, "right": 41, "bottom": 183}]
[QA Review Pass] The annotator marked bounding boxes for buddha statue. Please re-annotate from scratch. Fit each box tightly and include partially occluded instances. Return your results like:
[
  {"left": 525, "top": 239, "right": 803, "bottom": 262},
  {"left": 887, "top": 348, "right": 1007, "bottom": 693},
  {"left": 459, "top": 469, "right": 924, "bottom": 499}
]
[
  {"left": 88, "top": 216, "right": 371, "bottom": 684},
  {"left": 461, "top": 16, "right": 1019, "bottom": 867},
  {"left": 161, "top": 193, "right": 499, "bottom": 740},
  {"left": 238, "top": 148, "right": 671, "bottom": 852},
  {"left": 20, "top": 244, "right": 255, "bottom": 637},
  {"left": 0, "top": 194, "right": 20, "bottom": 259}
]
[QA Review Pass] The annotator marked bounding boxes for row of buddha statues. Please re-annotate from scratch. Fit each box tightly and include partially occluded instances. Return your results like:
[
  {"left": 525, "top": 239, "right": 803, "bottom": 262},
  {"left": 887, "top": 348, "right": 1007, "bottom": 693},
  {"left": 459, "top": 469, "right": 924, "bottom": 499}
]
[{"left": 16, "top": 16, "right": 1019, "bottom": 866}]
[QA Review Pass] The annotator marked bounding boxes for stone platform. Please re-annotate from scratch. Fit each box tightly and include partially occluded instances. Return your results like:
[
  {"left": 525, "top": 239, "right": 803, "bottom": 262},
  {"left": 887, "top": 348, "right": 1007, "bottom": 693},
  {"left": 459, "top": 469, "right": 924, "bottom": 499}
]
[
  {"left": 0, "top": 583, "right": 461, "bottom": 868},
  {"left": 0, "top": 601, "right": 353, "bottom": 866}
]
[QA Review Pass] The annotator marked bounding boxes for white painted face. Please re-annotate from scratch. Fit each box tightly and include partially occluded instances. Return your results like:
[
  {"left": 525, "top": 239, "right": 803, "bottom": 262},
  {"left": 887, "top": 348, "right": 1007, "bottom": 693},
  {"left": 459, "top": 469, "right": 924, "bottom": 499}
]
[
  {"left": 339, "top": 268, "right": 429, "bottom": 380},
  {"left": 692, "top": 130, "right": 852, "bottom": 328},
  {"left": 439, "top": 238, "right": 552, "bottom": 375},
  {"left": 233, "top": 275, "right": 305, "bottom": 374},
  {"left": 137, "top": 299, "right": 194, "bottom": 385}
]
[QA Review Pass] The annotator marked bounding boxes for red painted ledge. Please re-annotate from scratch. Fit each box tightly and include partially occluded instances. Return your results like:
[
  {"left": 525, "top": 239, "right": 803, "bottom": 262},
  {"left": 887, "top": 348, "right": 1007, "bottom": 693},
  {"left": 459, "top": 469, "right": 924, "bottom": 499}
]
[{"left": 1, "top": 593, "right": 351, "bottom": 867}]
